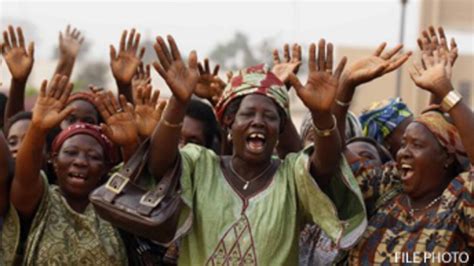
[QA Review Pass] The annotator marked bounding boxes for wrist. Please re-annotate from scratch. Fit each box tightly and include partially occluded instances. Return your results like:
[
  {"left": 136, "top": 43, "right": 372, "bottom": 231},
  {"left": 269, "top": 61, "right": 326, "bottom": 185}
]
[
  {"left": 440, "top": 90, "right": 462, "bottom": 113},
  {"left": 29, "top": 122, "right": 49, "bottom": 136},
  {"left": 11, "top": 77, "right": 28, "bottom": 85}
]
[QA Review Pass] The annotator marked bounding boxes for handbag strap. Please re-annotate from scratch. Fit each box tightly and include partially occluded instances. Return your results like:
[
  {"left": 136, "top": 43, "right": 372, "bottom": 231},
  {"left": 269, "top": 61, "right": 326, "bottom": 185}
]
[{"left": 102, "top": 138, "right": 151, "bottom": 203}]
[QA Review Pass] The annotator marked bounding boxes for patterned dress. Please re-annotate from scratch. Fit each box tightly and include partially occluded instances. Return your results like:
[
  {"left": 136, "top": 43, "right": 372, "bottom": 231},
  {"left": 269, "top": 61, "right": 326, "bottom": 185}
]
[
  {"left": 173, "top": 144, "right": 367, "bottom": 265},
  {"left": 1, "top": 174, "right": 128, "bottom": 265},
  {"left": 349, "top": 164, "right": 474, "bottom": 265}
]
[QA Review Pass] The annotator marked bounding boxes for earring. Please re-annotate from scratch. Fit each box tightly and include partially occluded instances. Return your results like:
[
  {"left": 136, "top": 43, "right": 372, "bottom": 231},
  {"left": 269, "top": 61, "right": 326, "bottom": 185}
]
[
  {"left": 444, "top": 163, "right": 450, "bottom": 169},
  {"left": 275, "top": 140, "right": 279, "bottom": 147},
  {"left": 227, "top": 132, "right": 232, "bottom": 142}
]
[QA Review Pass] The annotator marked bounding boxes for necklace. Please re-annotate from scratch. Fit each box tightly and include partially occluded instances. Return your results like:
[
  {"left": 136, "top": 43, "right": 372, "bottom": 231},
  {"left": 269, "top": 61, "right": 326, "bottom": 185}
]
[
  {"left": 407, "top": 194, "right": 443, "bottom": 217},
  {"left": 229, "top": 158, "right": 273, "bottom": 190}
]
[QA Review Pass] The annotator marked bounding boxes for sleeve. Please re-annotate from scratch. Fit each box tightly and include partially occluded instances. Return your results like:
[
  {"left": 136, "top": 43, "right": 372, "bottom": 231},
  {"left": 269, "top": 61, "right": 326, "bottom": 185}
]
[
  {"left": 352, "top": 160, "right": 402, "bottom": 216},
  {"left": 290, "top": 146, "right": 367, "bottom": 250},
  {"left": 459, "top": 167, "right": 474, "bottom": 247}
]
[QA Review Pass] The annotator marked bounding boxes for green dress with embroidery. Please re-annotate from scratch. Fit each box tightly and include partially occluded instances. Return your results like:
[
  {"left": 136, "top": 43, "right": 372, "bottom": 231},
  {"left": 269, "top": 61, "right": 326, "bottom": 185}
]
[
  {"left": 1, "top": 175, "right": 127, "bottom": 265},
  {"left": 175, "top": 144, "right": 367, "bottom": 265}
]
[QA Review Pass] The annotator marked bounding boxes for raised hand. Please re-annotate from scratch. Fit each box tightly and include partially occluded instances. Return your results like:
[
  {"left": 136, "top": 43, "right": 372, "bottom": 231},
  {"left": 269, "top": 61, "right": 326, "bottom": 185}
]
[
  {"left": 32, "top": 75, "right": 74, "bottom": 132},
  {"left": 110, "top": 29, "right": 145, "bottom": 85},
  {"left": 94, "top": 90, "right": 139, "bottom": 146},
  {"left": 152, "top": 35, "right": 199, "bottom": 104},
  {"left": 132, "top": 63, "right": 152, "bottom": 101},
  {"left": 272, "top": 43, "right": 302, "bottom": 87},
  {"left": 289, "top": 39, "right": 347, "bottom": 113},
  {"left": 58, "top": 25, "right": 84, "bottom": 60},
  {"left": 408, "top": 47, "right": 452, "bottom": 99},
  {"left": 134, "top": 84, "right": 167, "bottom": 137},
  {"left": 417, "top": 26, "right": 457, "bottom": 77},
  {"left": 195, "top": 58, "right": 226, "bottom": 106},
  {"left": 1, "top": 25, "right": 34, "bottom": 82},
  {"left": 342, "top": 42, "right": 411, "bottom": 87}
]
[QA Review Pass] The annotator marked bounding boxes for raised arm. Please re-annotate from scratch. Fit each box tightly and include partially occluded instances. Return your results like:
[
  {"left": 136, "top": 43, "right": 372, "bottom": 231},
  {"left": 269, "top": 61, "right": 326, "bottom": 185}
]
[
  {"left": 272, "top": 43, "right": 303, "bottom": 156},
  {"left": 148, "top": 35, "right": 199, "bottom": 179},
  {"left": 10, "top": 75, "right": 74, "bottom": 220},
  {"left": 110, "top": 29, "right": 145, "bottom": 103},
  {"left": 194, "top": 58, "right": 226, "bottom": 106},
  {"left": 53, "top": 25, "right": 84, "bottom": 79},
  {"left": 289, "top": 39, "right": 346, "bottom": 188},
  {"left": 409, "top": 46, "right": 474, "bottom": 164},
  {"left": 334, "top": 42, "right": 411, "bottom": 143},
  {"left": 1, "top": 25, "right": 34, "bottom": 121},
  {"left": 417, "top": 26, "right": 458, "bottom": 106},
  {"left": 0, "top": 131, "right": 13, "bottom": 217}
]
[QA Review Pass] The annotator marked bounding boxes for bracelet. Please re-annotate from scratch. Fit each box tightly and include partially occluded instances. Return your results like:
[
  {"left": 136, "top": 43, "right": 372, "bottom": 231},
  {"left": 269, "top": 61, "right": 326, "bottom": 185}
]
[
  {"left": 440, "top": 90, "right": 462, "bottom": 113},
  {"left": 336, "top": 99, "right": 351, "bottom": 107},
  {"left": 162, "top": 119, "right": 183, "bottom": 128},
  {"left": 312, "top": 115, "right": 337, "bottom": 137}
]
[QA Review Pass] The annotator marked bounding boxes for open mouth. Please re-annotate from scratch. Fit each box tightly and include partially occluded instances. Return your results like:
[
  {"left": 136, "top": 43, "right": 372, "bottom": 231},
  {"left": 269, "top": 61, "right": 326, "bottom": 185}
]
[
  {"left": 68, "top": 172, "right": 88, "bottom": 184},
  {"left": 400, "top": 163, "right": 414, "bottom": 181},
  {"left": 246, "top": 132, "right": 266, "bottom": 153}
]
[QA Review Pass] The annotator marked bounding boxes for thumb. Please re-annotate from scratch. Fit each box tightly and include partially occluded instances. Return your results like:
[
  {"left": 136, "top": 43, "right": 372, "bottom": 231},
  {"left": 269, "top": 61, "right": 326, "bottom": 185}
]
[
  {"left": 57, "top": 106, "right": 75, "bottom": 123},
  {"left": 288, "top": 73, "right": 303, "bottom": 92}
]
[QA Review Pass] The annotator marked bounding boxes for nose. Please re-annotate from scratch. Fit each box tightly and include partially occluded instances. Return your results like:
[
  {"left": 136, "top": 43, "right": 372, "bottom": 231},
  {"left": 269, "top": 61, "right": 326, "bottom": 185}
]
[
  {"left": 72, "top": 153, "right": 88, "bottom": 167},
  {"left": 396, "top": 144, "right": 410, "bottom": 162},
  {"left": 251, "top": 113, "right": 265, "bottom": 127}
]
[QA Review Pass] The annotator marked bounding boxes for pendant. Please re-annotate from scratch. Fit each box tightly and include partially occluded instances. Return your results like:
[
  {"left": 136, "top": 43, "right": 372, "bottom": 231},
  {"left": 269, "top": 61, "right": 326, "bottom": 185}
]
[{"left": 243, "top": 182, "right": 249, "bottom": 190}]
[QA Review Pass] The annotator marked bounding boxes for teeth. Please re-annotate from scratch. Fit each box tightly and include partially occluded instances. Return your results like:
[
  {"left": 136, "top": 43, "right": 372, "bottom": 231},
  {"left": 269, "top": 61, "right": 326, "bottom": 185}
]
[
  {"left": 249, "top": 133, "right": 265, "bottom": 140},
  {"left": 401, "top": 164, "right": 413, "bottom": 170}
]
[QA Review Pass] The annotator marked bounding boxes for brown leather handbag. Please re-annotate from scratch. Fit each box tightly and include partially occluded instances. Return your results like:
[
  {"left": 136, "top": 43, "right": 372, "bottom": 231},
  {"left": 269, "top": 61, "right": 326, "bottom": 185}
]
[{"left": 89, "top": 139, "right": 182, "bottom": 243}]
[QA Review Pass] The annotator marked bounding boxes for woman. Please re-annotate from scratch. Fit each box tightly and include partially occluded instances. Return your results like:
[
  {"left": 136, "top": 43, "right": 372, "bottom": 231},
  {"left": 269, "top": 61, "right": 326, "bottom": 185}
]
[
  {"left": 4, "top": 111, "right": 32, "bottom": 159},
  {"left": 142, "top": 36, "right": 366, "bottom": 265},
  {"left": 349, "top": 44, "right": 474, "bottom": 264},
  {"left": 346, "top": 136, "right": 392, "bottom": 167},
  {"left": 3, "top": 75, "right": 127, "bottom": 265},
  {"left": 61, "top": 91, "right": 102, "bottom": 129},
  {"left": 0, "top": 131, "right": 13, "bottom": 264}
]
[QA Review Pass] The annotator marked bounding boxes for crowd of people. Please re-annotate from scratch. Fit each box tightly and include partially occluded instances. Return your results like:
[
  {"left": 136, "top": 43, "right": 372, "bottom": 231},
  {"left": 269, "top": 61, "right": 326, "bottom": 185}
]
[{"left": 0, "top": 23, "right": 472, "bottom": 265}]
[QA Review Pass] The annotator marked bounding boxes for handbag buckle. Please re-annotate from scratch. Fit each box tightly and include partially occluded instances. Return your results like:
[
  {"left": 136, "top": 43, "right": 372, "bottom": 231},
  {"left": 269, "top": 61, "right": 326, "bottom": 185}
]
[
  {"left": 139, "top": 191, "right": 163, "bottom": 208},
  {"left": 105, "top": 173, "right": 129, "bottom": 194}
]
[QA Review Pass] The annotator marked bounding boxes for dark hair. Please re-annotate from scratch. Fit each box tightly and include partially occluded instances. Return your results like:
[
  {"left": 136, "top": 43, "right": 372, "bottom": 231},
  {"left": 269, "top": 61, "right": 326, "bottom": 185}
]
[
  {"left": 346, "top": 136, "right": 393, "bottom": 164},
  {"left": 0, "top": 93, "right": 7, "bottom": 128},
  {"left": 222, "top": 95, "right": 286, "bottom": 132},
  {"left": 186, "top": 99, "right": 220, "bottom": 148},
  {"left": 4, "top": 111, "right": 33, "bottom": 136}
]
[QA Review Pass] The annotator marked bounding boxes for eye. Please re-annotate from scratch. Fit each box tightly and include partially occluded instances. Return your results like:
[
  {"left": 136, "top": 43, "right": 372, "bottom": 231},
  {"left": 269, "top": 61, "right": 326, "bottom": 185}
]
[
  {"left": 7, "top": 138, "right": 18, "bottom": 147},
  {"left": 83, "top": 117, "right": 96, "bottom": 124},
  {"left": 66, "top": 115, "right": 77, "bottom": 123},
  {"left": 264, "top": 113, "right": 278, "bottom": 121},
  {"left": 62, "top": 149, "right": 78, "bottom": 156},
  {"left": 88, "top": 151, "right": 104, "bottom": 161}
]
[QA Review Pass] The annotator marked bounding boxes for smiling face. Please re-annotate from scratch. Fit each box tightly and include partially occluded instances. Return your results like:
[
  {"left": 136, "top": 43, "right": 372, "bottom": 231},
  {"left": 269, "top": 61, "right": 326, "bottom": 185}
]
[
  {"left": 60, "top": 100, "right": 99, "bottom": 129},
  {"left": 54, "top": 134, "right": 106, "bottom": 199},
  {"left": 229, "top": 94, "right": 281, "bottom": 163},
  {"left": 7, "top": 119, "right": 31, "bottom": 158},
  {"left": 396, "top": 122, "right": 451, "bottom": 200}
]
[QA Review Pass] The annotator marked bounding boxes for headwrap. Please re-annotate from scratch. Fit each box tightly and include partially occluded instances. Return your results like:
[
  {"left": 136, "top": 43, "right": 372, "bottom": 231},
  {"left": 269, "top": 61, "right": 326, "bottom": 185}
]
[
  {"left": 415, "top": 110, "right": 469, "bottom": 171},
  {"left": 359, "top": 97, "right": 412, "bottom": 144},
  {"left": 52, "top": 123, "right": 118, "bottom": 164},
  {"left": 67, "top": 91, "right": 97, "bottom": 107},
  {"left": 214, "top": 64, "right": 289, "bottom": 124},
  {"left": 345, "top": 111, "right": 363, "bottom": 140}
]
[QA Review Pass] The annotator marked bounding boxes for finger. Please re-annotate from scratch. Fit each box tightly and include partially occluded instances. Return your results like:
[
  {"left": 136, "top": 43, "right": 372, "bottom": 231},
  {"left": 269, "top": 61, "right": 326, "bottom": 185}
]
[
  {"left": 155, "top": 101, "right": 167, "bottom": 120},
  {"left": 226, "top": 71, "right": 233, "bottom": 82},
  {"left": 8, "top": 25, "right": 18, "bottom": 48},
  {"left": 108, "top": 91, "right": 121, "bottom": 112},
  {"left": 119, "top": 94, "right": 132, "bottom": 113},
  {"left": 119, "top": 30, "right": 127, "bottom": 52},
  {"left": 145, "top": 64, "right": 151, "bottom": 78},
  {"left": 422, "top": 30, "right": 432, "bottom": 45},
  {"left": 283, "top": 43, "right": 290, "bottom": 63},
  {"left": 449, "top": 38, "right": 458, "bottom": 65},
  {"left": 59, "top": 82, "right": 74, "bottom": 104},
  {"left": 167, "top": 35, "right": 182, "bottom": 61},
  {"left": 55, "top": 76, "right": 69, "bottom": 99},
  {"left": 334, "top": 56, "right": 347, "bottom": 79},
  {"left": 373, "top": 42, "right": 387, "bottom": 56},
  {"left": 138, "top": 47, "right": 145, "bottom": 60},
  {"left": 95, "top": 96, "right": 111, "bottom": 120},
  {"left": 317, "top": 39, "right": 326, "bottom": 71},
  {"left": 204, "top": 58, "right": 210, "bottom": 74},
  {"left": 109, "top": 45, "right": 117, "bottom": 61},
  {"left": 17, "top": 27, "right": 25, "bottom": 49},
  {"left": 421, "top": 37, "right": 432, "bottom": 55},
  {"left": 2, "top": 30, "right": 11, "bottom": 51},
  {"left": 153, "top": 61, "right": 170, "bottom": 83},
  {"left": 39, "top": 80, "right": 47, "bottom": 98},
  {"left": 127, "top": 28, "right": 136, "bottom": 51},
  {"left": 48, "top": 75, "right": 61, "bottom": 97},
  {"left": 288, "top": 73, "right": 303, "bottom": 92},
  {"left": 213, "top": 64, "right": 220, "bottom": 76},
  {"left": 151, "top": 88, "right": 160, "bottom": 105},
  {"left": 272, "top": 49, "right": 281, "bottom": 64},
  {"left": 422, "top": 53, "right": 434, "bottom": 68},
  {"left": 433, "top": 49, "right": 440, "bottom": 64},
  {"left": 136, "top": 86, "right": 144, "bottom": 105},
  {"left": 292, "top": 43, "right": 301, "bottom": 63},
  {"left": 188, "top": 50, "right": 198, "bottom": 70},
  {"left": 381, "top": 44, "right": 403, "bottom": 60},
  {"left": 71, "top": 28, "right": 77, "bottom": 38},
  {"left": 58, "top": 106, "right": 76, "bottom": 123},
  {"left": 308, "top": 43, "right": 316, "bottom": 72},
  {"left": 28, "top": 42, "right": 34, "bottom": 58},
  {"left": 143, "top": 84, "right": 152, "bottom": 105},
  {"left": 428, "top": 26, "right": 439, "bottom": 47},
  {"left": 66, "top": 24, "right": 71, "bottom": 35},
  {"left": 384, "top": 51, "right": 412, "bottom": 73},
  {"left": 198, "top": 62, "right": 205, "bottom": 75},
  {"left": 408, "top": 67, "right": 420, "bottom": 84},
  {"left": 133, "top": 33, "right": 141, "bottom": 52},
  {"left": 417, "top": 38, "right": 423, "bottom": 50},
  {"left": 154, "top": 37, "right": 171, "bottom": 70},
  {"left": 326, "top": 42, "right": 333, "bottom": 73}
]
